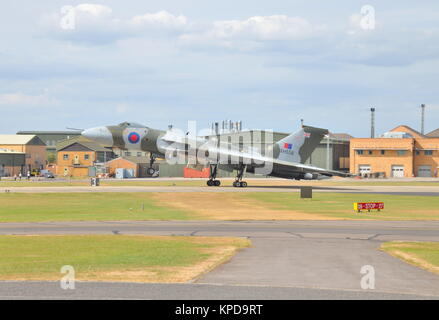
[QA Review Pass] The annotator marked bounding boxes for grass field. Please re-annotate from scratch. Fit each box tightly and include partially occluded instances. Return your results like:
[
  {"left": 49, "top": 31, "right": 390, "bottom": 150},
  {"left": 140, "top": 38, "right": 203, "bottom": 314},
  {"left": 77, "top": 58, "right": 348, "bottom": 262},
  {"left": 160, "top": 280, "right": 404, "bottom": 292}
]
[
  {"left": 0, "top": 192, "right": 439, "bottom": 222},
  {"left": 381, "top": 242, "right": 439, "bottom": 275},
  {"left": 0, "top": 235, "right": 250, "bottom": 282},
  {"left": 0, "top": 193, "right": 198, "bottom": 222},
  {"left": 244, "top": 193, "right": 439, "bottom": 220}
]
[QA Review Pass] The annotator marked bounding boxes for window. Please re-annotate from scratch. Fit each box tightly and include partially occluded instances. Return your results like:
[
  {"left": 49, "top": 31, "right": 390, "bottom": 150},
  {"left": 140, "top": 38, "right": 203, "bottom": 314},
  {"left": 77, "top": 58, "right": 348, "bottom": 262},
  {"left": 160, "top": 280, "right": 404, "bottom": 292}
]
[
  {"left": 84, "top": 154, "right": 90, "bottom": 160},
  {"left": 368, "top": 150, "right": 373, "bottom": 155},
  {"left": 125, "top": 152, "right": 131, "bottom": 157},
  {"left": 425, "top": 150, "right": 433, "bottom": 156},
  {"left": 137, "top": 152, "right": 142, "bottom": 157},
  {"left": 356, "top": 150, "right": 364, "bottom": 155},
  {"left": 380, "top": 150, "right": 385, "bottom": 155},
  {"left": 416, "top": 150, "right": 420, "bottom": 155},
  {"left": 63, "top": 154, "right": 69, "bottom": 160},
  {"left": 397, "top": 150, "right": 406, "bottom": 156}
]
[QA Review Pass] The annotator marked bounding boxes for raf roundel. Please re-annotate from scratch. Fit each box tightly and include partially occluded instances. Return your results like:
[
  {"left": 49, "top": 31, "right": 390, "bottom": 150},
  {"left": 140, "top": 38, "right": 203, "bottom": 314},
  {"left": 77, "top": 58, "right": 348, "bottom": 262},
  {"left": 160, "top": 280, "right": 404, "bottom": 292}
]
[{"left": 128, "top": 132, "right": 141, "bottom": 144}]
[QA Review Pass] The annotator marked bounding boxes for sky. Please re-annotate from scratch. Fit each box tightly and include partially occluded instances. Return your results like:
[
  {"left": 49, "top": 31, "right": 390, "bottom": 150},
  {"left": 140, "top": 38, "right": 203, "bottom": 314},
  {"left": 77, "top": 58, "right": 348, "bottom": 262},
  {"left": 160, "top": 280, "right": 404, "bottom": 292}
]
[{"left": 0, "top": 1, "right": 438, "bottom": 136}]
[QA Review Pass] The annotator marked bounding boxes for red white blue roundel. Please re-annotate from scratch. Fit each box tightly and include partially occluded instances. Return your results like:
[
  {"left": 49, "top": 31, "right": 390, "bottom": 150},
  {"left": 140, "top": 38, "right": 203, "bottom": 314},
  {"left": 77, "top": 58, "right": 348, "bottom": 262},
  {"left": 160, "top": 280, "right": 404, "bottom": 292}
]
[{"left": 128, "top": 132, "right": 140, "bottom": 144}]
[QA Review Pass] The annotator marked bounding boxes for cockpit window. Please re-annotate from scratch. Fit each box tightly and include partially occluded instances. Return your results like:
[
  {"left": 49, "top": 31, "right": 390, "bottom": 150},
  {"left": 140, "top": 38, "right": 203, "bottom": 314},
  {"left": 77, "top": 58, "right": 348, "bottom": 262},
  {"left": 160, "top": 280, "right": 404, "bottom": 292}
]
[{"left": 118, "top": 122, "right": 146, "bottom": 128}]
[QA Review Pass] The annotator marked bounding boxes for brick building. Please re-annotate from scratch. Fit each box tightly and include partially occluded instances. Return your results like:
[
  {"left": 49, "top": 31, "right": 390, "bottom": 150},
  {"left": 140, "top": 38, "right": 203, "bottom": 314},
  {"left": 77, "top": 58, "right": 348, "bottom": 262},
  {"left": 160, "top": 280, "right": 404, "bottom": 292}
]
[
  {"left": 350, "top": 125, "right": 439, "bottom": 178},
  {"left": 56, "top": 137, "right": 114, "bottom": 177},
  {"left": 104, "top": 157, "right": 150, "bottom": 178}
]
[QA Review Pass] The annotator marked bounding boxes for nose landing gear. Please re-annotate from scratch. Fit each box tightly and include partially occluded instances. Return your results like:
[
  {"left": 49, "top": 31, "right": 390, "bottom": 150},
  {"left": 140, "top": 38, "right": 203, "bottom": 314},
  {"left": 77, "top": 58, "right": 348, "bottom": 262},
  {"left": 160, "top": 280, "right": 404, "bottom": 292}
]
[{"left": 147, "top": 153, "right": 156, "bottom": 176}]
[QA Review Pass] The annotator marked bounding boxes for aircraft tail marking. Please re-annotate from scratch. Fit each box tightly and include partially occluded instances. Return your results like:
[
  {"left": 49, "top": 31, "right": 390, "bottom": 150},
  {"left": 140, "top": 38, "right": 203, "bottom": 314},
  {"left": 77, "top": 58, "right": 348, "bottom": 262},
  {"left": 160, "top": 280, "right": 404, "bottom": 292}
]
[{"left": 274, "top": 126, "right": 328, "bottom": 163}]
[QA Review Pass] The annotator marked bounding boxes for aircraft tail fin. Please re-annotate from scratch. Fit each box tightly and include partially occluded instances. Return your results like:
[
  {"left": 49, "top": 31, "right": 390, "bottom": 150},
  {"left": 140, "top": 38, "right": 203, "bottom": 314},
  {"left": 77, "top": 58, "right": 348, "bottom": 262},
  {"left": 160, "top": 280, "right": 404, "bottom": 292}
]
[{"left": 275, "top": 126, "right": 328, "bottom": 163}]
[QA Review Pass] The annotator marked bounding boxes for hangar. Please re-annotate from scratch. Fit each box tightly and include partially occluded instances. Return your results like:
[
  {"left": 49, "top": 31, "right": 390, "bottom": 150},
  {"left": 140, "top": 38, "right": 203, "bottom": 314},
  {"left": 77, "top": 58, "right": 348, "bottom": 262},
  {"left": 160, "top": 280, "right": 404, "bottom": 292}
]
[
  {"left": 0, "top": 149, "right": 26, "bottom": 177},
  {"left": 16, "top": 131, "right": 81, "bottom": 155},
  {"left": 158, "top": 130, "right": 351, "bottom": 177},
  {"left": 0, "top": 135, "right": 46, "bottom": 172}
]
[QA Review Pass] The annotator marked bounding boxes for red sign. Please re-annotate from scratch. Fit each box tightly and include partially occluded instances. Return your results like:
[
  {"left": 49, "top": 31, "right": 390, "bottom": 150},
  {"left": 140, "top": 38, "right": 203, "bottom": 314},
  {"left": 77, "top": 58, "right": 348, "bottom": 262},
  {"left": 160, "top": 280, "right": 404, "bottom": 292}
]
[
  {"left": 358, "top": 202, "right": 384, "bottom": 210},
  {"left": 354, "top": 202, "right": 384, "bottom": 212}
]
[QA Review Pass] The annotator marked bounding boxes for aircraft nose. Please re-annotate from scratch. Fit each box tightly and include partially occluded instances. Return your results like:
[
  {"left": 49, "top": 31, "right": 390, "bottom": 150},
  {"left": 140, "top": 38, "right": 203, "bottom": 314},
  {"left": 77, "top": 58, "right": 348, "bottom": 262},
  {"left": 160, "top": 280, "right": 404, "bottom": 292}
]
[{"left": 82, "top": 126, "right": 113, "bottom": 146}]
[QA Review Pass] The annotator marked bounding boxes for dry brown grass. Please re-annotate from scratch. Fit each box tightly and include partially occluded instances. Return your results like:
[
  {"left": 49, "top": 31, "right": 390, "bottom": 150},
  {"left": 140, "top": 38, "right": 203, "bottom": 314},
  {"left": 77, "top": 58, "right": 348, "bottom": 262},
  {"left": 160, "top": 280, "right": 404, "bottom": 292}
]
[
  {"left": 381, "top": 242, "right": 439, "bottom": 275},
  {"left": 152, "top": 192, "right": 335, "bottom": 220}
]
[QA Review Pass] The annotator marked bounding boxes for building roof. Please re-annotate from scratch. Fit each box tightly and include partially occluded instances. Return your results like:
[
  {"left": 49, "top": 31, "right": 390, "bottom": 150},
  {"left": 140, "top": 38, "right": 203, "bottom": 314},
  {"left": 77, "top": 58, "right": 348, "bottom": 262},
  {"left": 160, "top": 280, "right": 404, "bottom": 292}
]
[
  {"left": 17, "top": 131, "right": 81, "bottom": 135},
  {"left": 426, "top": 128, "right": 439, "bottom": 138},
  {"left": 328, "top": 133, "right": 353, "bottom": 141},
  {"left": 56, "top": 136, "right": 110, "bottom": 152},
  {"left": 106, "top": 156, "right": 148, "bottom": 165},
  {"left": 389, "top": 125, "right": 426, "bottom": 138},
  {"left": 0, "top": 135, "right": 46, "bottom": 146}
]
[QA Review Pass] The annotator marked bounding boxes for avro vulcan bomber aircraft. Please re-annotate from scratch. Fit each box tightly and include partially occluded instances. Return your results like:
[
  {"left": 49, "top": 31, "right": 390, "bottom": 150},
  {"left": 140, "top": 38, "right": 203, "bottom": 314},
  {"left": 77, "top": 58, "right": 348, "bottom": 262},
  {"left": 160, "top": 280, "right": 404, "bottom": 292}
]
[{"left": 82, "top": 122, "right": 351, "bottom": 187}]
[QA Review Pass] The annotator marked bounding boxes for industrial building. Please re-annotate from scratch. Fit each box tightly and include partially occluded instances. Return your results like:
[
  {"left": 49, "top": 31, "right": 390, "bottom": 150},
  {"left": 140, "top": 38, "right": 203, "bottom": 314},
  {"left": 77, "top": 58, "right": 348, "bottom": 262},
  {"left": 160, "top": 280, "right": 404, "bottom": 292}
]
[
  {"left": 111, "top": 148, "right": 150, "bottom": 159},
  {"left": 208, "top": 129, "right": 351, "bottom": 172},
  {"left": 17, "top": 131, "right": 151, "bottom": 164},
  {"left": 158, "top": 129, "right": 351, "bottom": 177},
  {"left": 350, "top": 125, "right": 439, "bottom": 178},
  {"left": 0, "top": 135, "right": 46, "bottom": 173},
  {"left": 0, "top": 149, "right": 26, "bottom": 177},
  {"left": 304, "top": 133, "right": 351, "bottom": 171},
  {"left": 17, "top": 131, "right": 81, "bottom": 155}
]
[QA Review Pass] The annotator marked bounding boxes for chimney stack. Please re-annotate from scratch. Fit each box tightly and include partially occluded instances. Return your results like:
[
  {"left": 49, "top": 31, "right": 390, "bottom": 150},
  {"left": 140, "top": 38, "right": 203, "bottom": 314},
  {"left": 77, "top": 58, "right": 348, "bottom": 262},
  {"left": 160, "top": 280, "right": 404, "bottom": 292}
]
[
  {"left": 421, "top": 104, "right": 426, "bottom": 135},
  {"left": 370, "top": 108, "right": 375, "bottom": 138}
]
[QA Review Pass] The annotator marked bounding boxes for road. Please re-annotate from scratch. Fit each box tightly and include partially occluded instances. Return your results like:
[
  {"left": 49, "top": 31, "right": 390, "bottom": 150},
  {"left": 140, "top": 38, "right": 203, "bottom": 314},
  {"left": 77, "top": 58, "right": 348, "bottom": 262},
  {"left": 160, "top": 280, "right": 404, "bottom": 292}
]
[{"left": 0, "top": 220, "right": 438, "bottom": 299}]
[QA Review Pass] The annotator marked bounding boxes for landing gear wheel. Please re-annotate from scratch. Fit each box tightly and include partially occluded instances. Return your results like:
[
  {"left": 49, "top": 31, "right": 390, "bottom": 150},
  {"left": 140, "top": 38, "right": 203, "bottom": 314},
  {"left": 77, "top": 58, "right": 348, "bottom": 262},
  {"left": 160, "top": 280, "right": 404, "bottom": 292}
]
[
  {"left": 233, "top": 181, "right": 240, "bottom": 187},
  {"left": 207, "top": 180, "right": 221, "bottom": 187},
  {"left": 241, "top": 181, "right": 247, "bottom": 188},
  {"left": 147, "top": 167, "right": 156, "bottom": 175}
]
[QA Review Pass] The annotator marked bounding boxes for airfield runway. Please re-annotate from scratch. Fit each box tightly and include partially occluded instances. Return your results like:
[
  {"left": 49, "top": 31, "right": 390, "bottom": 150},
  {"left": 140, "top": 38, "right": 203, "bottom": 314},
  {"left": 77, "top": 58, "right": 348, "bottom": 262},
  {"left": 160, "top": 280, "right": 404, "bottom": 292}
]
[{"left": 1, "top": 220, "right": 438, "bottom": 299}]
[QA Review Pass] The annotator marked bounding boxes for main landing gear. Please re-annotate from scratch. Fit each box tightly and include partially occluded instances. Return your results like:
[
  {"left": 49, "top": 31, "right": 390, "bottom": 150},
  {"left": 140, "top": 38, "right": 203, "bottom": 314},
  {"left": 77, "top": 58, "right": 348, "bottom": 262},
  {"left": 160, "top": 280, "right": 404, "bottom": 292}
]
[
  {"left": 147, "top": 153, "right": 156, "bottom": 176},
  {"left": 206, "top": 164, "right": 221, "bottom": 187},
  {"left": 233, "top": 165, "right": 247, "bottom": 188}
]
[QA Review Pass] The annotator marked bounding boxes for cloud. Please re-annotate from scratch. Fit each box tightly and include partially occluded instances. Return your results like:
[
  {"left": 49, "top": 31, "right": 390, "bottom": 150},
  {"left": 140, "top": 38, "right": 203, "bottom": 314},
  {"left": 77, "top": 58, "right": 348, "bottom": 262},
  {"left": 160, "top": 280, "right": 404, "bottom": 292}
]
[
  {"left": 41, "top": 4, "right": 189, "bottom": 44},
  {"left": 211, "top": 15, "right": 326, "bottom": 41},
  {"left": 39, "top": 5, "right": 439, "bottom": 68},
  {"left": 0, "top": 91, "right": 58, "bottom": 107},
  {"left": 74, "top": 3, "right": 112, "bottom": 17},
  {"left": 179, "top": 15, "right": 328, "bottom": 51},
  {"left": 130, "top": 10, "right": 188, "bottom": 30}
]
